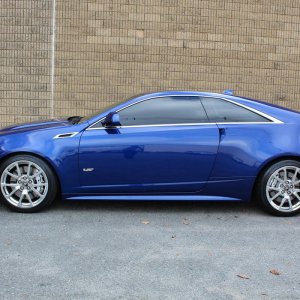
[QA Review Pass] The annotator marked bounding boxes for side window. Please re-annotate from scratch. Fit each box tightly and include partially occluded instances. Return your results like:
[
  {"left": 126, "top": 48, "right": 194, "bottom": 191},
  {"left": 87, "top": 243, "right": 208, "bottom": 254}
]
[
  {"left": 201, "top": 97, "right": 271, "bottom": 123},
  {"left": 118, "top": 96, "right": 208, "bottom": 126}
]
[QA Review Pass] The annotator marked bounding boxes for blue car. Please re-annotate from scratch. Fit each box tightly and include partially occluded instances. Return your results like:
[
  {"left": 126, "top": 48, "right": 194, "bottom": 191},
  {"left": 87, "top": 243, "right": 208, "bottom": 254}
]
[{"left": 1, "top": 91, "right": 300, "bottom": 216}]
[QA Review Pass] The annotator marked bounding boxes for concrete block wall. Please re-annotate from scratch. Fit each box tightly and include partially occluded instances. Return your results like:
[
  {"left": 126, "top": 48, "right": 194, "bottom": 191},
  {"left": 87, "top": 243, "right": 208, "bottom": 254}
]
[{"left": 0, "top": 0, "right": 299, "bottom": 126}]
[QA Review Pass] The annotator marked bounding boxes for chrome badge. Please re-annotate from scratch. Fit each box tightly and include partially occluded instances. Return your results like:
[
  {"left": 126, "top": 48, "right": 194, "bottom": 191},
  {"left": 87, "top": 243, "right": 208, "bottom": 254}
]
[{"left": 83, "top": 168, "right": 94, "bottom": 172}]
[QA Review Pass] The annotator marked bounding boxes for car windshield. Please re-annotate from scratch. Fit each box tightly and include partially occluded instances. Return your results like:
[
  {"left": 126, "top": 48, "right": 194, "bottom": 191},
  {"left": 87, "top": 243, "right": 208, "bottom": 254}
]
[{"left": 78, "top": 92, "right": 149, "bottom": 123}]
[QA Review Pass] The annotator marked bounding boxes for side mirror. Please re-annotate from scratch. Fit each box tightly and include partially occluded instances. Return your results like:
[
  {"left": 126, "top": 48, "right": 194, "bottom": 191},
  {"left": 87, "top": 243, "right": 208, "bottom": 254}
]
[{"left": 102, "top": 112, "right": 121, "bottom": 128}]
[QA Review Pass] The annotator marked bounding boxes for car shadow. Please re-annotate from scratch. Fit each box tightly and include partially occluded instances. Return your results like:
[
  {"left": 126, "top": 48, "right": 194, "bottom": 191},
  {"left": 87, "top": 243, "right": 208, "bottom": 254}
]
[
  {"left": 0, "top": 198, "right": 264, "bottom": 215},
  {"left": 49, "top": 199, "right": 263, "bottom": 215}
]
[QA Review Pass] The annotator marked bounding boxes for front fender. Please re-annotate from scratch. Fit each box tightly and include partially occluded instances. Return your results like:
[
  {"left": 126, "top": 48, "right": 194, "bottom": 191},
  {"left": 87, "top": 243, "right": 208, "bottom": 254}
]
[{"left": 0, "top": 125, "right": 85, "bottom": 194}]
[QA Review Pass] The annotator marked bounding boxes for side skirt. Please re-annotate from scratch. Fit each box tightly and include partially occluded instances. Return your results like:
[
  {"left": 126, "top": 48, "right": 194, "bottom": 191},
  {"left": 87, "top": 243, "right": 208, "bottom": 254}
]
[{"left": 64, "top": 195, "right": 242, "bottom": 201}]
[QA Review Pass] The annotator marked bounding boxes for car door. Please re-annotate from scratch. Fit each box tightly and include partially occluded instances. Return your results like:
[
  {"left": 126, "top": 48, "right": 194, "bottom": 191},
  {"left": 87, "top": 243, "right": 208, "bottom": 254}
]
[{"left": 78, "top": 96, "right": 220, "bottom": 194}]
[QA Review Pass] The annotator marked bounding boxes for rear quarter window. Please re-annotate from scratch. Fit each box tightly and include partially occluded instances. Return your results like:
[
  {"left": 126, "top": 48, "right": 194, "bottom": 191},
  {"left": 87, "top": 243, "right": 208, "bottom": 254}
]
[{"left": 201, "top": 97, "right": 271, "bottom": 123}]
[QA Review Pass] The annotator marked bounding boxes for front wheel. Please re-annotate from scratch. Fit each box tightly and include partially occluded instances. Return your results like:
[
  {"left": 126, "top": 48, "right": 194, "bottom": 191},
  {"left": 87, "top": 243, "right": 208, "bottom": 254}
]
[
  {"left": 0, "top": 155, "right": 58, "bottom": 213},
  {"left": 257, "top": 160, "right": 300, "bottom": 216}
]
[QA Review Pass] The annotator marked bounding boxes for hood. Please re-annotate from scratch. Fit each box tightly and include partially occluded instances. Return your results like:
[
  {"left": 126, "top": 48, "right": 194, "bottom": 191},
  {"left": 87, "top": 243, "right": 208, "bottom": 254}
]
[{"left": 0, "top": 119, "right": 70, "bottom": 134}]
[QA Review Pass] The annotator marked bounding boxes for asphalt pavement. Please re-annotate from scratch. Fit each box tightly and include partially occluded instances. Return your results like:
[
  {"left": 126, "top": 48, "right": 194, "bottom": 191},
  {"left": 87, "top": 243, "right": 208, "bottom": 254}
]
[{"left": 0, "top": 200, "right": 299, "bottom": 299}]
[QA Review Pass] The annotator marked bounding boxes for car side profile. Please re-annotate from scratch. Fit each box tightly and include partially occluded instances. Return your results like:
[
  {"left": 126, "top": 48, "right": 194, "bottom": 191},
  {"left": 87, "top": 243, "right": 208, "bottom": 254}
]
[{"left": 1, "top": 91, "right": 300, "bottom": 216}]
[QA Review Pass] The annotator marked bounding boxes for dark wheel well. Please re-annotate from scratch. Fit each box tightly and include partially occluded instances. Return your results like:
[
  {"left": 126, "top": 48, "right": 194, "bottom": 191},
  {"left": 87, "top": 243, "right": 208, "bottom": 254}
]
[
  {"left": 252, "top": 155, "right": 300, "bottom": 200},
  {"left": 0, "top": 152, "right": 61, "bottom": 195}
]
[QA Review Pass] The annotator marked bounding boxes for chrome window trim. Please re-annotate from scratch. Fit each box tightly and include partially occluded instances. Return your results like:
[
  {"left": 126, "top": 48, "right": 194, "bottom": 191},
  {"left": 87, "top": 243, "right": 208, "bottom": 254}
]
[
  {"left": 86, "top": 95, "right": 283, "bottom": 130},
  {"left": 86, "top": 121, "right": 279, "bottom": 130},
  {"left": 210, "top": 97, "right": 283, "bottom": 124},
  {"left": 87, "top": 123, "right": 215, "bottom": 130}
]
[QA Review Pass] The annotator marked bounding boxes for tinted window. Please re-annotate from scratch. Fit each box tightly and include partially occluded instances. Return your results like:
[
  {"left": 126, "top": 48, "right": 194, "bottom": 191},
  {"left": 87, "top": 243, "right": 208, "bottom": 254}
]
[
  {"left": 117, "top": 96, "right": 208, "bottom": 126},
  {"left": 201, "top": 97, "right": 271, "bottom": 123}
]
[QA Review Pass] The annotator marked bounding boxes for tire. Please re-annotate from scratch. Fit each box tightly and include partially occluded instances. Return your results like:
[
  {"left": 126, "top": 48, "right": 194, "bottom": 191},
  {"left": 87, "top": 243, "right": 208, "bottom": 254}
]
[
  {"left": 0, "top": 154, "right": 58, "bottom": 213},
  {"left": 257, "top": 160, "right": 300, "bottom": 217}
]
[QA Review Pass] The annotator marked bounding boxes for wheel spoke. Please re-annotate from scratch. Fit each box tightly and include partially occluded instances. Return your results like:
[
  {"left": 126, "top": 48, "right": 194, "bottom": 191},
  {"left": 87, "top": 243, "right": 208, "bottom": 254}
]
[
  {"left": 272, "top": 175, "right": 284, "bottom": 184},
  {"left": 2, "top": 183, "right": 19, "bottom": 187},
  {"left": 292, "top": 167, "right": 299, "bottom": 181},
  {"left": 27, "top": 163, "right": 32, "bottom": 176},
  {"left": 18, "top": 193, "right": 25, "bottom": 207},
  {"left": 25, "top": 192, "right": 33, "bottom": 206},
  {"left": 294, "top": 192, "right": 300, "bottom": 202},
  {"left": 31, "top": 171, "right": 42, "bottom": 179},
  {"left": 279, "top": 197, "right": 287, "bottom": 208},
  {"left": 8, "top": 187, "right": 18, "bottom": 197},
  {"left": 270, "top": 192, "right": 281, "bottom": 201},
  {"left": 283, "top": 168, "right": 287, "bottom": 181},
  {"left": 287, "top": 198, "right": 293, "bottom": 210},
  {"left": 4, "top": 171, "right": 18, "bottom": 180},
  {"left": 267, "top": 186, "right": 280, "bottom": 192},
  {"left": 31, "top": 183, "right": 47, "bottom": 187},
  {"left": 14, "top": 162, "right": 21, "bottom": 177},
  {"left": 32, "top": 187, "right": 42, "bottom": 197}
]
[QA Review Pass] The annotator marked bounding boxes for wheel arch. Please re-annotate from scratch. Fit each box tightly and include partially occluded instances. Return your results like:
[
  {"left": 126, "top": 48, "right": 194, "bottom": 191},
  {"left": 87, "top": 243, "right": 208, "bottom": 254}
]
[
  {"left": 0, "top": 151, "right": 62, "bottom": 195},
  {"left": 252, "top": 154, "right": 300, "bottom": 199}
]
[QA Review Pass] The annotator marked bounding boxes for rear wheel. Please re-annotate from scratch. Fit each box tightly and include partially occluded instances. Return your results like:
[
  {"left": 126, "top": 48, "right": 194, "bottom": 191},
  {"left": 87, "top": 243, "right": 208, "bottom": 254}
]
[
  {"left": 0, "top": 155, "right": 58, "bottom": 212},
  {"left": 258, "top": 160, "right": 300, "bottom": 216}
]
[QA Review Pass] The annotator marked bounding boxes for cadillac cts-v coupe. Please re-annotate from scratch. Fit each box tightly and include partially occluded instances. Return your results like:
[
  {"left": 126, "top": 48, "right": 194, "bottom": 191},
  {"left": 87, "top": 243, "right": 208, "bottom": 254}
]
[{"left": 1, "top": 91, "right": 300, "bottom": 216}]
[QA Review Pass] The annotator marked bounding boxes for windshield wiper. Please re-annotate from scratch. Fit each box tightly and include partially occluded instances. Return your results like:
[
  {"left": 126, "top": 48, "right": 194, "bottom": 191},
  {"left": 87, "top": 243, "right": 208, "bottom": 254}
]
[{"left": 67, "top": 116, "right": 83, "bottom": 124}]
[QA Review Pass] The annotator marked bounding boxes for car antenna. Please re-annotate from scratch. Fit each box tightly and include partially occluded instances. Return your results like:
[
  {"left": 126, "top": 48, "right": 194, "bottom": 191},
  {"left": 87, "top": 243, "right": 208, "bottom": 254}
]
[{"left": 223, "top": 89, "right": 234, "bottom": 96}]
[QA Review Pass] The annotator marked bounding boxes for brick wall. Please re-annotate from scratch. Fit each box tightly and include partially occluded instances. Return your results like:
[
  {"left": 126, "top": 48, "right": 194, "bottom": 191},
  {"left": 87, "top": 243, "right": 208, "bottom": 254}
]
[
  {"left": 0, "top": 0, "right": 53, "bottom": 126},
  {"left": 1, "top": 0, "right": 300, "bottom": 126}
]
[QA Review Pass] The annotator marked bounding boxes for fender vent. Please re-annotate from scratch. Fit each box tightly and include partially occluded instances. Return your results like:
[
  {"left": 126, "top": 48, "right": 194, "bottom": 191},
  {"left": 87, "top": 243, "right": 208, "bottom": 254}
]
[{"left": 53, "top": 132, "right": 78, "bottom": 139}]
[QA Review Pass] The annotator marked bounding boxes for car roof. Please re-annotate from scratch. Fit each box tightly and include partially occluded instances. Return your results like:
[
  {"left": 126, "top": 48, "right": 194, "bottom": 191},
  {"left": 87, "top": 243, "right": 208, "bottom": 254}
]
[{"left": 132, "top": 90, "right": 226, "bottom": 99}]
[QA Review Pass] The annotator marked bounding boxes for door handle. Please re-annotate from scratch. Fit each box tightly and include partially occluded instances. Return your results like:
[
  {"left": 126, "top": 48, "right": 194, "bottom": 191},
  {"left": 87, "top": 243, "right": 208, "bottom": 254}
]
[{"left": 218, "top": 127, "right": 226, "bottom": 141}]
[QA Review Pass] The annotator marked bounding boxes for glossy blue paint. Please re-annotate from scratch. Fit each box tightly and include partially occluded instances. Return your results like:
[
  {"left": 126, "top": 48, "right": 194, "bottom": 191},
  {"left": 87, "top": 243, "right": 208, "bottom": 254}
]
[
  {"left": 79, "top": 124, "right": 219, "bottom": 193},
  {"left": 0, "top": 90, "right": 300, "bottom": 203}
]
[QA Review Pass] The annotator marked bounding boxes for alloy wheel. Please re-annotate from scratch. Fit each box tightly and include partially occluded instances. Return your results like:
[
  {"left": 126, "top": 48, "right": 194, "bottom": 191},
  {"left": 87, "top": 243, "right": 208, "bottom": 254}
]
[
  {"left": 266, "top": 166, "right": 300, "bottom": 212},
  {"left": 0, "top": 160, "right": 49, "bottom": 209}
]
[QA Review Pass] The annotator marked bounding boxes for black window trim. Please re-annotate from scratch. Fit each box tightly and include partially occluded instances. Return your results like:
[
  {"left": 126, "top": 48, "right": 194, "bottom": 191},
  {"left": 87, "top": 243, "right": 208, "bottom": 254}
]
[{"left": 87, "top": 95, "right": 283, "bottom": 130}]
